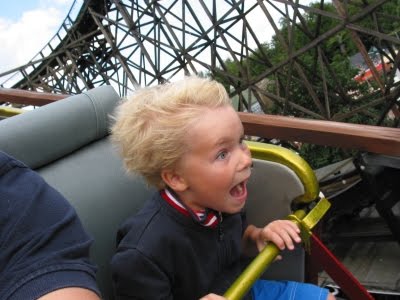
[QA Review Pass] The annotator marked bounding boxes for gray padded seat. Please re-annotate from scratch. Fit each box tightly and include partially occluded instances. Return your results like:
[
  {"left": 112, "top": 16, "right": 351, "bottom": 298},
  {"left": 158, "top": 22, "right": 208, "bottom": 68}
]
[
  {"left": 246, "top": 159, "right": 305, "bottom": 282},
  {"left": 0, "top": 85, "right": 307, "bottom": 299},
  {"left": 0, "top": 86, "right": 154, "bottom": 300}
]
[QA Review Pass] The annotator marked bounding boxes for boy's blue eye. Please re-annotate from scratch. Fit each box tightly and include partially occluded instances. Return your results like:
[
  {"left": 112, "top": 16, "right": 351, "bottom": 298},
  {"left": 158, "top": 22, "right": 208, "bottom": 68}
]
[{"left": 217, "top": 151, "right": 227, "bottom": 160}]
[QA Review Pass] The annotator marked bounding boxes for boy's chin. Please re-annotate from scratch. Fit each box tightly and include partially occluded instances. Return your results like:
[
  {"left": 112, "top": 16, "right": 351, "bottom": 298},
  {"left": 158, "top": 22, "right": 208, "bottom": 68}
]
[{"left": 223, "top": 202, "right": 246, "bottom": 214}]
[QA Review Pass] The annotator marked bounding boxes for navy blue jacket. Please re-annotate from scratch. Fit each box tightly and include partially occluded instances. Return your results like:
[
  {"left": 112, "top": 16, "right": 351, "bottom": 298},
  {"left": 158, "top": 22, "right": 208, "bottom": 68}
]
[
  {"left": 111, "top": 191, "right": 251, "bottom": 300},
  {"left": 0, "top": 151, "right": 99, "bottom": 299}
]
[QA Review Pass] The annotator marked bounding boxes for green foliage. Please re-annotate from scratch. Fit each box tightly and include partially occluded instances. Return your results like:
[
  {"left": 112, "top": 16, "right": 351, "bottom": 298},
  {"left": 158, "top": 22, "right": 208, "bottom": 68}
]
[
  {"left": 215, "top": 1, "right": 399, "bottom": 117},
  {"left": 212, "top": 1, "right": 399, "bottom": 168},
  {"left": 299, "top": 143, "right": 356, "bottom": 170}
]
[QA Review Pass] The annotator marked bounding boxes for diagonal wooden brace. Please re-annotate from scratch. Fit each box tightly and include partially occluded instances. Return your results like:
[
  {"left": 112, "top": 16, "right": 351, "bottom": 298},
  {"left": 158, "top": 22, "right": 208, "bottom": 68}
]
[{"left": 310, "top": 234, "right": 374, "bottom": 300}]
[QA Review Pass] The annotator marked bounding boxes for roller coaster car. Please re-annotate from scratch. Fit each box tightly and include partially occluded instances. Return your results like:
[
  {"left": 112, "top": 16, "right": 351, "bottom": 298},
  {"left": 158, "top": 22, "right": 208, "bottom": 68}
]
[
  {"left": 0, "top": 86, "right": 371, "bottom": 300},
  {"left": 318, "top": 152, "right": 400, "bottom": 246}
]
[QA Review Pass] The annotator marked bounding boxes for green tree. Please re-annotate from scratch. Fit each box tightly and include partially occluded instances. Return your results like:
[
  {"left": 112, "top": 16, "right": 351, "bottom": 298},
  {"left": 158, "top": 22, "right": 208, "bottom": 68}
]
[{"left": 212, "top": 1, "right": 399, "bottom": 168}]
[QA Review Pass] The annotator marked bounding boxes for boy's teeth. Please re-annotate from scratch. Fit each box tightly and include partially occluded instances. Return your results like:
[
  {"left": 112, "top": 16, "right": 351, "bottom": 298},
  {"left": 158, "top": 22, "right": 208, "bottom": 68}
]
[{"left": 230, "top": 182, "right": 244, "bottom": 196}]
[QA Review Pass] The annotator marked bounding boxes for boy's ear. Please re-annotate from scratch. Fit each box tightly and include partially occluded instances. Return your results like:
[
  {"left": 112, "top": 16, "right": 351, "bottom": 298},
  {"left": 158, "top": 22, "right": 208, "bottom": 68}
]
[{"left": 161, "top": 169, "right": 188, "bottom": 192}]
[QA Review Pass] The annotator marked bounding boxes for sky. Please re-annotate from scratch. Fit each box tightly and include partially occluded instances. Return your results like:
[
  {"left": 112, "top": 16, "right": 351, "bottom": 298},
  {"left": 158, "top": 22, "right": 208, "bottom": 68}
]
[
  {"left": 0, "top": 0, "right": 76, "bottom": 74},
  {"left": 0, "top": 0, "right": 318, "bottom": 80}
]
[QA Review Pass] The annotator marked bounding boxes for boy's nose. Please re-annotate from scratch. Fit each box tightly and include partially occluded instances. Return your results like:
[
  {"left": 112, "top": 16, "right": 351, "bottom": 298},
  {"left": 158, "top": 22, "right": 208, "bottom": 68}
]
[{"left": 239, "top": 146, "right": 252, "bottom": 170}]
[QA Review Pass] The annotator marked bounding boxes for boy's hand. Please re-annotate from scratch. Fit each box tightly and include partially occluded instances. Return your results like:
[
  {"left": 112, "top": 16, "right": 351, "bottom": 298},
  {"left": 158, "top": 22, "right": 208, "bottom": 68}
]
[
  {"left": 255, "top": 220, "right": 302, "bottom": 252},
  {"left": 200, "top": 293, "right": 227, "bottom": 300}
]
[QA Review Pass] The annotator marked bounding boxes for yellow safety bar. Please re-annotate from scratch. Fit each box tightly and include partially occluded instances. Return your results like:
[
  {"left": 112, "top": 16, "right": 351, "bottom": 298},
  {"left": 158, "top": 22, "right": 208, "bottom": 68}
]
[
  {"left": 224, "top": 141, "right": 331, "bottom": 300},
  {"left": 246, "top": 141, "right": 319, "bottom": 203},
  {"left": 0, "top": 106, "right": 24, "bottom": 118}
]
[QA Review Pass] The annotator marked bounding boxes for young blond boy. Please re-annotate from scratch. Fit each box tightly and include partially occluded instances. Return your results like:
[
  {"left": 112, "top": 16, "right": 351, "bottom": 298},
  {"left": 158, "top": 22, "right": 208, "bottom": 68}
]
[{"left": 110, "top": 76, "right": 335, "bottom": 300}]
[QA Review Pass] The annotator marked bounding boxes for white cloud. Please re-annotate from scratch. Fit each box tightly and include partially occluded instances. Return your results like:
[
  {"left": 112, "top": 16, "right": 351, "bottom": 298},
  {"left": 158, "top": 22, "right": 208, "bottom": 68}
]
[
  {"left": 0, "top": 0, "right": 315, "bottom": 84},
  {"left": 0, "top": 3, "right": 73, "bottom": 75}
]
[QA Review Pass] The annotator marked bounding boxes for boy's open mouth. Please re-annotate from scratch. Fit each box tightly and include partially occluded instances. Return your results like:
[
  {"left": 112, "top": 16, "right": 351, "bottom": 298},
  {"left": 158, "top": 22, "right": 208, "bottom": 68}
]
[{"left": 230, "top": 181, "right": 246, "bottom": 197}]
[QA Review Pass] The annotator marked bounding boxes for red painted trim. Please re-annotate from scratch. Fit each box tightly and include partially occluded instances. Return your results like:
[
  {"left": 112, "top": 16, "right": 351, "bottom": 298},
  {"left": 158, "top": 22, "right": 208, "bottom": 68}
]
[{"left": 311, "top": 234, "right": 374, "bottom": 300}]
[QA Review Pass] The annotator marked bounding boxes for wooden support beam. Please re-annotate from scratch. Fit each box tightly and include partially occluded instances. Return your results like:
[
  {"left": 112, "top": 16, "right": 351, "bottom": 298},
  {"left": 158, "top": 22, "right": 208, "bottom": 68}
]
[
  {"left": 0, "top": 88, "right": 68, "bottom": 106},
  {"left": 239, "top": 112, "right": 400, "bottom": 156},
  {"left": 1, "top": 88, "right": 398, "bottom": 156}
]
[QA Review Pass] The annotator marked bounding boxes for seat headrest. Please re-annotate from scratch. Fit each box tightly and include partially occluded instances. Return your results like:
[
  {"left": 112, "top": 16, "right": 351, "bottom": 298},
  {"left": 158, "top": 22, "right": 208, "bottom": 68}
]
[{"left": 0, "top": 85, "right": 120, "bottom": 169}]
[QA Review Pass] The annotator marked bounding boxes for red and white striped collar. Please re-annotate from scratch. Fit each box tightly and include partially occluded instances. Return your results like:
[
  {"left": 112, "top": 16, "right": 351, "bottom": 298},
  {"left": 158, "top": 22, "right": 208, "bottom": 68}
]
[{"left": 161, "top": 189, "right": 219, "bottom": 228}]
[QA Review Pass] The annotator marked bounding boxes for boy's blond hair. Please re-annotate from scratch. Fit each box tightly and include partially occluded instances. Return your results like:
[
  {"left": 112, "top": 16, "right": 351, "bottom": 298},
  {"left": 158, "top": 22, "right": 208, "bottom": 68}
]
[{"left": 111, "top": 76, "right": 231, "bottom": 189}]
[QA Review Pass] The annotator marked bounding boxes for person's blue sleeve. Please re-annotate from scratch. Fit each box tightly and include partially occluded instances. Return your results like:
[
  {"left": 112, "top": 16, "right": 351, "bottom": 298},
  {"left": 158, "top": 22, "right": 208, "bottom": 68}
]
[{"left": 0, "top": 152, "right": 100, "bottom": 300}]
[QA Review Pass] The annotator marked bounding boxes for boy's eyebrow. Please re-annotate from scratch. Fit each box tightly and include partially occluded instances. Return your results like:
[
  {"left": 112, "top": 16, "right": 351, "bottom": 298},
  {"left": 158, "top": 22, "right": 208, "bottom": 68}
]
[
  {"left": 214, "top": 138, "right": 229, "bottom": 146},
  {"left": 213, "top": 129, "right": 244, "bottom": 147},
  {"left": 213, "top": 136, "right": 236, "bottom": 147}
]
